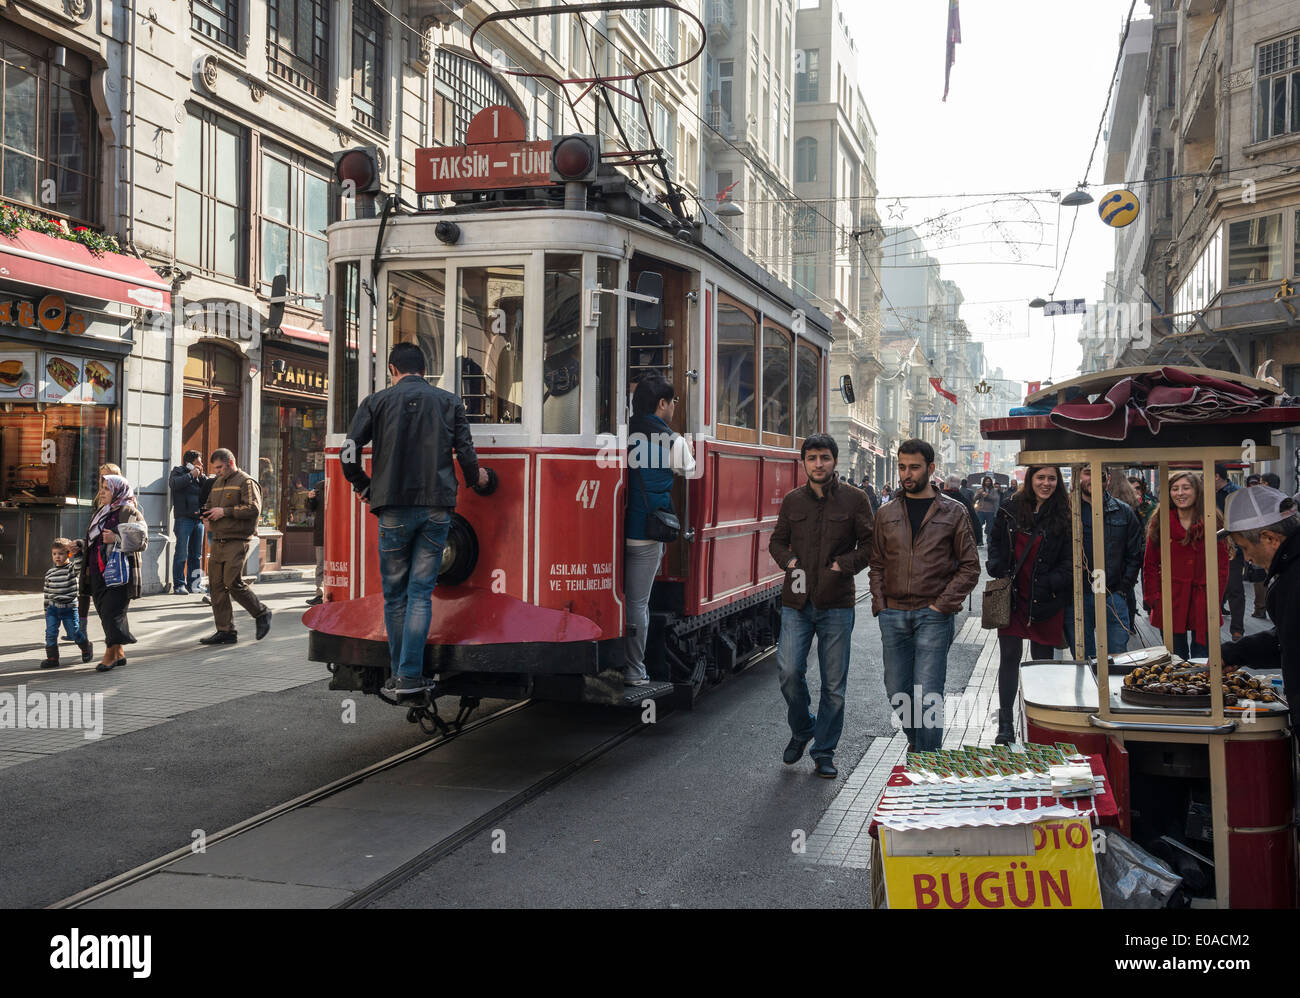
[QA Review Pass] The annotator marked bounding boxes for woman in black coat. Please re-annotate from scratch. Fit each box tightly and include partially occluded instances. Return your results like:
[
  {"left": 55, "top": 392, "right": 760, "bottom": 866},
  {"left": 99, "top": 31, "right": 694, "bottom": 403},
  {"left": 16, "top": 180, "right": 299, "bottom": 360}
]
[
  {"left": 81, "top": 474, "right": 149, "bottom": 672},
  {"left": 985, "top": 465, "right": 1072, "bottom": 743}
]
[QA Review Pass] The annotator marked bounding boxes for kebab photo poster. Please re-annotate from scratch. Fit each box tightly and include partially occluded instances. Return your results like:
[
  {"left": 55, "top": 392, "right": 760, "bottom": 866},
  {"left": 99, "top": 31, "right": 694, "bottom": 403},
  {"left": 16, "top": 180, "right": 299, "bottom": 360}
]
[
  {"left": 41, "top": 351, "right": 86, "bottom": 403},
  {"left": 0, "top": 349, "right": 38, "bottom": 399}
]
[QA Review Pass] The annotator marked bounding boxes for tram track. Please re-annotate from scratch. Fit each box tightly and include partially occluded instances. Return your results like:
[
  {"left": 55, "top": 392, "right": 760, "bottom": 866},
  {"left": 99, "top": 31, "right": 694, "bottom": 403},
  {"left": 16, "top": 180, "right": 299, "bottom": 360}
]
[{"left": 53, "top": 630, "right": 796, "bottom": 909}]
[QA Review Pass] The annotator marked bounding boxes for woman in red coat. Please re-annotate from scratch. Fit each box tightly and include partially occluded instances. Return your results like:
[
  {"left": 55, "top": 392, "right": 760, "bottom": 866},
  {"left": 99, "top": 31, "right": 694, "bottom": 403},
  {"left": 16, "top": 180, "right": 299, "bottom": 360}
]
[{"left": 1142, "top": 471, "right": 1228, "bottom": 660}]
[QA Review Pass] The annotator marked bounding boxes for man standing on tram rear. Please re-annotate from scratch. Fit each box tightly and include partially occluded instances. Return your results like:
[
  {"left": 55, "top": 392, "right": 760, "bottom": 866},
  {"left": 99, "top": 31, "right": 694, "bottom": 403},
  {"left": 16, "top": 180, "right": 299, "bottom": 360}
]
[
  {"left": 341, "top": 342, "right": 487, "bottom": 699},
  {"left": 769, "top": 434, "right": 875, "bottom": 779}
]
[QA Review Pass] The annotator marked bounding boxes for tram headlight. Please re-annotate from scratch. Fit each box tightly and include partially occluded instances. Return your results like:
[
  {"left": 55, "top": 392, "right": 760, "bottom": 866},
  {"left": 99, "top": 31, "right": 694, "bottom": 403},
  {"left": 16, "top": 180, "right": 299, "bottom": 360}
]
[
  {"left": 333, "top": 147, "right": 383, "bottom": 217},
  {"left": 550, "top": 135, "right": 599, "bottom": 183},
  {"left": 437, "top": 513, "right": 479, "bottom": 586}
]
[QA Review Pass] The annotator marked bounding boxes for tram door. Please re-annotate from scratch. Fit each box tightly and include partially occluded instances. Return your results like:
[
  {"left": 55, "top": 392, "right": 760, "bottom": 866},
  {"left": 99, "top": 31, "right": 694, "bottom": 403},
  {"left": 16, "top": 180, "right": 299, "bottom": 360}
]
[{"left": 627, "top": 256, "right": 691, "bottom": 581}]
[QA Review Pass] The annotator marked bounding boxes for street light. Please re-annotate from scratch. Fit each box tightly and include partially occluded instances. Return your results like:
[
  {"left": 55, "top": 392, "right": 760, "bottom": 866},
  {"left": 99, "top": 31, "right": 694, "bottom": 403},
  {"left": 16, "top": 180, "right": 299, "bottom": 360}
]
[
  {"left": 715, "top": 201, "right": 744, "bottom": 218},
  {"left": 1060, "top": 186, "right": 1093, "bottom": 207},
  {"left": 1029, "top": 297, "right": 1047, "bottom": 309}
]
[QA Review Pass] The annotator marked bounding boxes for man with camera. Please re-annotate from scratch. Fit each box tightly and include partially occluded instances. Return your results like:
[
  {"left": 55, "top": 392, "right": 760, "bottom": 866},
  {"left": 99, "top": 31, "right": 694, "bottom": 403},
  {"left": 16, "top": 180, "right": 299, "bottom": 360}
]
[
  {"left": 168, "top": 450, "right": 211, "bottom": 595},
  {"left": 198, "top": 448, "right": 271, "bottom": 645}
]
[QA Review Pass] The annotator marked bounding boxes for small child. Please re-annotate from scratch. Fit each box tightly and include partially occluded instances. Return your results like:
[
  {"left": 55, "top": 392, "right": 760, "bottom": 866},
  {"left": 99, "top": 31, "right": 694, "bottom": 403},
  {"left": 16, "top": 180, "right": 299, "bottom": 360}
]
[{"left": 41, "top": 538, "right": 93, "bottom": 668}]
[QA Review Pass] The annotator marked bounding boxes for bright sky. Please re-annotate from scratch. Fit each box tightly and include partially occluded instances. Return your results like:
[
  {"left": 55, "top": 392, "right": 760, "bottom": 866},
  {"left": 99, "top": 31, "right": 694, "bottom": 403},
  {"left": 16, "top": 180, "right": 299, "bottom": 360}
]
[{"left": 850, "top": 0, "right": 1143, "bottom": 387}]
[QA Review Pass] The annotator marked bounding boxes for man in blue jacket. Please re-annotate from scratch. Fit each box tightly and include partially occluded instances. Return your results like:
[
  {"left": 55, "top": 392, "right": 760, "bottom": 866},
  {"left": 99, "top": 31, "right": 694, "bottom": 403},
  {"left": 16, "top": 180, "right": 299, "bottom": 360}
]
[
  {"left": 168, "top": 450, "right": 210, "bottom": 595},
  {"left": 342, "top": 343, "right": 486, "bottom": 698}
]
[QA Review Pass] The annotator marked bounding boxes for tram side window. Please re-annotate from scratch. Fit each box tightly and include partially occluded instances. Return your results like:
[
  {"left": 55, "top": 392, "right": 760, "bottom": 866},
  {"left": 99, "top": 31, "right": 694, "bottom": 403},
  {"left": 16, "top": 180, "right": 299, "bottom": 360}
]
[
  {"left": 388, "top": 269, "right": 446, "bottom": 387},
  {"left": 716, "top": 298, "right": 757, "bottom": 437},
  {"left": 795, "top": 341, "right": 821, "bottom": 439},
  {"left": 332, "top": 261, "right": 360, "bottom": 434},
  {"left": 543, "top": 254, "right": 582, "bottom": 434},
  {"left": 457, "top": 265, "right": 525, "bottom": 424},
  {"left": 596, "top": 256, "right": 619, "bottom": 435},
  {"left": 762, "top": 323, "right": 792, "bottom": 442}
]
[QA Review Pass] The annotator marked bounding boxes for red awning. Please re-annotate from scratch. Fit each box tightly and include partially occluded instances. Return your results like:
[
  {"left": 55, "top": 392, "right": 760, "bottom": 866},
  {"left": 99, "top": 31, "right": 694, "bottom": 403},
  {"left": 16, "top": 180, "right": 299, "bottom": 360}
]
[
  {"left": 280, "top": 322, "right": 328, "bottom": 345},
  {"left": 0, "top": 228, "right": 171, "bottom": 310}
]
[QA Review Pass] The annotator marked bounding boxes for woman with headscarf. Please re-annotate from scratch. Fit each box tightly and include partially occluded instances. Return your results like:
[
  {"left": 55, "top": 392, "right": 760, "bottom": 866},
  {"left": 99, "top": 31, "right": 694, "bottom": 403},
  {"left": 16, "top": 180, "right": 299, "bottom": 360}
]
[
  {"left": 81, "top": 474, "right": 149, "bottom": 672},
  {"left": 77, "top": 463, "right": 124, "bottom": 642}
]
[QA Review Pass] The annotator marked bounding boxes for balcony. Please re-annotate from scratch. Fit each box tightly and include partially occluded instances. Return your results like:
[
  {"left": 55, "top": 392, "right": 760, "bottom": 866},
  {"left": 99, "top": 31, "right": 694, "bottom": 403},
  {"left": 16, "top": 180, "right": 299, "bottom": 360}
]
[
  {"left": 704, "top": 101, "right": 734, "bottom": 151},
  {"left": 708, "top": 0, "right": 735, "bottom": 46},
  {"left": 1181, "top": 14, "right": 1219, "bottom": 146}
]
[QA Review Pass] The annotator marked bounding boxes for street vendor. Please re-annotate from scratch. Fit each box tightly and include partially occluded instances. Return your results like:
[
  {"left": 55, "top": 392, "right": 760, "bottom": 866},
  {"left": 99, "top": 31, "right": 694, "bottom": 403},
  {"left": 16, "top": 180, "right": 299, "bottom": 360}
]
[{"left": 1219, "top": 486, "right": 1300, "bottom": 733}]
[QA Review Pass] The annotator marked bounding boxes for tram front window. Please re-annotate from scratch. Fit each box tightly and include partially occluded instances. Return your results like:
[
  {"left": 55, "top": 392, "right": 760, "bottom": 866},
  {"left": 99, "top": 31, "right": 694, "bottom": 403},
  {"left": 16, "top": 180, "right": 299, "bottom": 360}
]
[
  {"left": 543, "top": 254, "right": 582, "bottom": 434},
  {"left": 457, "top": 265, "right": 525, "bottom": 423},
  {"left": 388, "top": 269, "right": 446, "bottom": 387}
]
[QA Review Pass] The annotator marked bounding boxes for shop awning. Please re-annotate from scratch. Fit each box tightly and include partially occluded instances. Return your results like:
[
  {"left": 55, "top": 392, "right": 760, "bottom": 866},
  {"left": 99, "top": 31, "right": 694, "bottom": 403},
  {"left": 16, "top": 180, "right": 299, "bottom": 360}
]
[
  {"left": 0, "top": 229, "right": 171, "bottom": 310},
  {"left": 279, "top": 322, "right": 328, "bottom": 345}
]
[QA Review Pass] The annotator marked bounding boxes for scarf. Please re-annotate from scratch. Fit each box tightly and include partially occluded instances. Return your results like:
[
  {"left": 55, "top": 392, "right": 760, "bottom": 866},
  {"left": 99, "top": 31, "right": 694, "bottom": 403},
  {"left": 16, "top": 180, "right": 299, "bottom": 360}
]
[{"left": 88, "top": 474, "right": 135, "bottom": 543}]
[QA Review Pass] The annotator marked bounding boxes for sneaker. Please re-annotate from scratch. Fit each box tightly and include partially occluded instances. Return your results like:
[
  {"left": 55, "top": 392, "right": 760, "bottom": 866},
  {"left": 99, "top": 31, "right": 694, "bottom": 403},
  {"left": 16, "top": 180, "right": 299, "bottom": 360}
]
[
  {"left": 390, "top": 675, "right": 437, "bottom": 697},
  {"left": 623, "top": 677, "right": 650, "bottom": 687},
  {"left": 80, "top": 641, "right": 94, "bottom": 664},
  {"left": 813, "top": 758, "right": 839, "bottom": 779},
  {"left": 783, "top": 736, "right": 811, "bottom": 765},
  {"left": 306, "top": 594, "right": 323, "bottom": 606},
  {"left": 199, "top": 631, "right": 238, "bottom": 645},
  {"left": 255, "top": 609, "right": 272, "bottom": 640},
  {"left": 173, "top": 586, "right": 190, "bottom": 595}
]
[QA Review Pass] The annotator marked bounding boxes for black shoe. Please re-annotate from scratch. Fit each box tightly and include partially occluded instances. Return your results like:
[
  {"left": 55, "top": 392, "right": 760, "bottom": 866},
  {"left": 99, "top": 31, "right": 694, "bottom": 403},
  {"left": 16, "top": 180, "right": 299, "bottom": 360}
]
[
  {"left": 39, "top": 646, "right": 61, "bottom": 669},
  {"left": 199, "top": 631, "right": 237, "bottom": 645},
  {"left": 201, "top": 596, "right": 211, "bottom": 605},
  {"left": 814, "top": 758, "right": 838, "bottom": 779},
  {"left": 95, "top": 657, "right": 125, "bottom": 673},
  {"left": 783, "top": 736, "right": 812, "bottom": 765},
  {"left": 1251, "top": 609, "right": 1268, "bottom": 619},
  {"left": 255, "top": 609, "right": 272, "bottom": 640},
  {"left": 80, "top": 641, "right": 93, "bottom": 663},
  {"left": 995, "top": 721, "right": 1016, "bottom": 745},
  {"left": 306, "top": 595, "right": 323, "bottom": 606}
]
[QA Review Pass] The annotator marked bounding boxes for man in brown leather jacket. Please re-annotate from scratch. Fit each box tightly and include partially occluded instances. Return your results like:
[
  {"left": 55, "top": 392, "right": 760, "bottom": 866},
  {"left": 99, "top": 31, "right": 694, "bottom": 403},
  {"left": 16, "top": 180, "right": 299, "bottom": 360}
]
[
  {"left": 198, "top": 448, "right": 271, "bottom": 645},
  {"left": 869, "top": 439, "right": 980, "bottom": 751},
  {"left": 768, "top": 434, "right": 874, "bottom": 779}
]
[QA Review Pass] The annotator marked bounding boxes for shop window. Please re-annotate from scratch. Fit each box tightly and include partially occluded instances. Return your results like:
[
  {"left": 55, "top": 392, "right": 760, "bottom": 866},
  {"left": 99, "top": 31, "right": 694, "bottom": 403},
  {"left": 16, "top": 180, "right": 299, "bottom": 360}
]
[
  {"left": 795, "top": 341, "right": 821, "bottom": 439},
  {"left": 0, "top": 29, "right": 97, "bottom": 222},
  {"left": 387, "top": 268, "right": 445, "bottom": 386},
  {"left": 267, "top": 0, "right": 331, "bottom": 101},
  {"left": 259, "top": 397, "right": 326, "bottom": 545},
  {"left": 333, "top": 261, "right": 361, "bottom": 434},
  {"left": 595, "top": 256, "right": 619, "bottom": 435},
  {"left": 1226, "top": 213, "right": 1283, "bottom": 286},
  {"left": 762, "top": 323, "right": 792, "bottom": 444},
  {"left": 352, "top": 0, "right": 385, "bottom": 132},
  {"left": 542, "top": 254, "right": 582, "bottom": 434},
  {"left": 261, "top": 145, "right": 330, "bottom": 303},
  {"left": 0, "top": 385, "right": 111, "bottom": 506},
  {"left": 457, "top": 264, "right": 525, "bottom": 424},
  {"left": 192, "top": 1, "right": 240, "bottom": 52},
  {"left": 176, "top": 106, "right": 248, "bottom": 283},
  {"left": 716, "top": 297, "right": 756, "bottom": 438}
]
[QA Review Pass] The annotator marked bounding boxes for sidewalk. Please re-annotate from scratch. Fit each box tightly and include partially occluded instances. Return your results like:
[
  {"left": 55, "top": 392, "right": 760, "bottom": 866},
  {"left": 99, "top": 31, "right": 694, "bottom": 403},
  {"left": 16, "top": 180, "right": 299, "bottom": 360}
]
[{"left": 0, "top": 580, "right": 320, "bottom": 771}]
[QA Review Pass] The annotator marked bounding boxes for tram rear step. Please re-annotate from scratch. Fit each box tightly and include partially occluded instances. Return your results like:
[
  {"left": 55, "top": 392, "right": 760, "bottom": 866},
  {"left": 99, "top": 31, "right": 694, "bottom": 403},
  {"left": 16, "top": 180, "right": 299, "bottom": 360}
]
[{"left": 618, "top": 680, "right": 676, "bottom": 706}]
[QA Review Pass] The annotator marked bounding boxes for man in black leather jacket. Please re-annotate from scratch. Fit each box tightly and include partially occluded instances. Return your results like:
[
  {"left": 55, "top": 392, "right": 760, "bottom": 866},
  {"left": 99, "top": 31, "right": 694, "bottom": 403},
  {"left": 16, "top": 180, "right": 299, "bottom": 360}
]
[
  {"left": 342, "top": 343, "right": 485, "bottom": 698},
  {"left": 168, "top": 450, "right": 211, "bottom": 595},
  {"left": 1065, "top": 466, "right": 1144, "bottom": 658}
]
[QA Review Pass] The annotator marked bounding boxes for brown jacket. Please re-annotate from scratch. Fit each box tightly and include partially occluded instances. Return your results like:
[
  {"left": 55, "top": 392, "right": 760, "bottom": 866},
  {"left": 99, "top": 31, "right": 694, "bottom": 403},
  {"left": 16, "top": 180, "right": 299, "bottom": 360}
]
[
  {"left": 768, "top": 479, "right": 874, "bottom": 610},
  {"left": 203, "top": 468, "right": 262, "bottom": 541},
  {"left": 868, "top": 492, "right": 980, "bottom": 616}
]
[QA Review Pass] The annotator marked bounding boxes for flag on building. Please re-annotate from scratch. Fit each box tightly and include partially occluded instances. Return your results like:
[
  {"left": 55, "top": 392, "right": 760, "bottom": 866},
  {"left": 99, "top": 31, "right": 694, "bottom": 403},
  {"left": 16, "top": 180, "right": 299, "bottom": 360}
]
[
  {"left": 943, "top": 1, "right": 961, "bottom": 102},
  {"left": 930, "top": 377, "right": 958, "bottom": 404}
]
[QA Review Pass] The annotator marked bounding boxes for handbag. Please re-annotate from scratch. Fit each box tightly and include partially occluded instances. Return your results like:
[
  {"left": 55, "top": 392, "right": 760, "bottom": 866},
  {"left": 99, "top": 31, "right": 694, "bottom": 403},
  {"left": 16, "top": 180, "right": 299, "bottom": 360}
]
[
  {"left": 101, "top": 540, "right": 131, "bottom": 588},
  {"left": 981, "top": 527, "right": 1037, "bottom": 629},
  {"left": 632, "top": 466, "right": 680, "bottom": 543}
]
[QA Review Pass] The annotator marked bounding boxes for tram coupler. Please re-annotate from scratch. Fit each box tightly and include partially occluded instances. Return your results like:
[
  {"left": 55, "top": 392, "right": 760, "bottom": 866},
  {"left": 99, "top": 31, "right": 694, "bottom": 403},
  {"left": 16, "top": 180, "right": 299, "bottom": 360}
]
[{"left": 453, "top": 696, "right": 481, "bottom": 730}]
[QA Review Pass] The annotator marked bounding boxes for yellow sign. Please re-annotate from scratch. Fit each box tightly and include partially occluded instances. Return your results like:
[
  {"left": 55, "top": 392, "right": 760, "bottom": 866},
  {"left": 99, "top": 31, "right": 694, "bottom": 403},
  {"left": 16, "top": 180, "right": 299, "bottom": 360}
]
[
  {"left": 1098, "top": 189, "right": 1139, "bottom": 228},
  {"left": 881, "top": 817, "right": 1102, "bottom": 909},
  {"left": 940, "top": 423, "right": 950, "bottom": 434},
  {"left": 0, "top": 294, "right": 86, "bottom": 334}
]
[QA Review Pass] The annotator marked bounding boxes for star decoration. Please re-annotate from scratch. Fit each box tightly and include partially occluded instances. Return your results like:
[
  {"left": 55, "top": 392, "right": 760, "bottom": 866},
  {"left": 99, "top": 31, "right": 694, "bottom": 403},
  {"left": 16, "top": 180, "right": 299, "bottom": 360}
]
[{"left": 886, "top": 198, "right": 906, "bottom": 221}]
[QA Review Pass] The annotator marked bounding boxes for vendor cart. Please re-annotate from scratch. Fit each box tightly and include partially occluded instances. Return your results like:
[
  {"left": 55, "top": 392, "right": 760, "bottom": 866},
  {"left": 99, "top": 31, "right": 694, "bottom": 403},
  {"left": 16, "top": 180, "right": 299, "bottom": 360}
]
[{"left": 982, "top": 366, "right": 1298, "bottom": 908}]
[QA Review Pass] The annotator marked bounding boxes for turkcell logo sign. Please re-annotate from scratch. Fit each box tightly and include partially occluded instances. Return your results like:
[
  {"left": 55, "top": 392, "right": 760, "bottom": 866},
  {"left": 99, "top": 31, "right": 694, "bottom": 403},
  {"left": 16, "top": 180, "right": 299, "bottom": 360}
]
[
  {"left": 959, "top": 444, "right": 977, "bottom": 452},
  {"left": 918, "top": 414, "right": 940, "bottom": 424}
]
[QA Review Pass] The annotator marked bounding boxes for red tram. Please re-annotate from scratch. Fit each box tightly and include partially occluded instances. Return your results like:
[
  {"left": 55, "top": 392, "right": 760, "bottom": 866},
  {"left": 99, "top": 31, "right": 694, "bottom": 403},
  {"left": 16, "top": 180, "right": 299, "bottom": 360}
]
[{"left": 304, "top": 114, "right": 840, "bottom": 725}]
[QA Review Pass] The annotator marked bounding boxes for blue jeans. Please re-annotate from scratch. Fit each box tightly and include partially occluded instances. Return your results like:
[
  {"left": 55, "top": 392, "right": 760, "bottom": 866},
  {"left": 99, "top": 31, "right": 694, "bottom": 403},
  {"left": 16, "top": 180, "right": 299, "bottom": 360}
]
[
  {"left": 173, "top": 516, "right": 204, "bottom": 591},
  {"left": 45, "top": 605, "right": 86, "bottom": 646},
  {"left": 977, "top": 511, "right": 994, "bottom": 544},
  {"left": 1063, "top": 592, "right": 1130, "bottom": 659},
  {"left": 377, "top": 506, "right": 451, "bottom": 680},
  {"left": 777, "top": 603, "right": 854, "bottom": 761},
  {"left": 879, "top": 607, "right": 956, "bottom": 751}
]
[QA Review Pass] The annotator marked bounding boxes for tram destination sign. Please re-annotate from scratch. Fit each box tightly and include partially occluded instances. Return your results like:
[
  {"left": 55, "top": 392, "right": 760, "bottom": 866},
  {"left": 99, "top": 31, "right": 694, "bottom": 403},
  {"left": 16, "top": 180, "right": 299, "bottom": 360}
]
[{"left": 416, "top": 105, "right": 552, "bottom": 194}]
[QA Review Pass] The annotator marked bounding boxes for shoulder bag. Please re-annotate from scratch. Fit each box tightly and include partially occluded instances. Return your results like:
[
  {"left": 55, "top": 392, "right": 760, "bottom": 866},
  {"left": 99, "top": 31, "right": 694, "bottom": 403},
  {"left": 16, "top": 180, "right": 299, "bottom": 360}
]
[
  {"left": 981, "top": 526, "right": 1037, "bottom": 630},
  {"left": 632, "top": 466, "right": 680, "bottom": 543}
]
